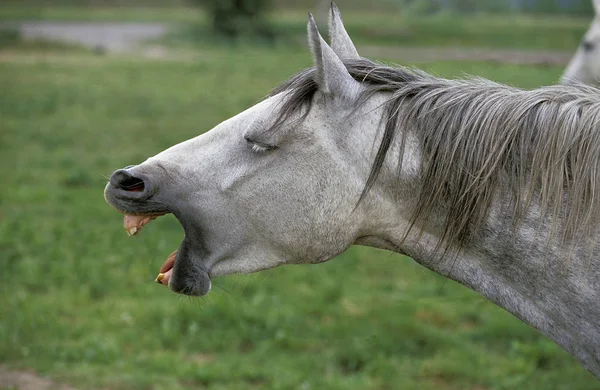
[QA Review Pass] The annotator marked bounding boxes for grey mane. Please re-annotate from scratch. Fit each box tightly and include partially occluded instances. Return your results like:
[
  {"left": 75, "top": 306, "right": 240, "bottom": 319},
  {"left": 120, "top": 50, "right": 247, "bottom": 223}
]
[{"left": 269, "top": 58, "right": 600, "bottom": 252}]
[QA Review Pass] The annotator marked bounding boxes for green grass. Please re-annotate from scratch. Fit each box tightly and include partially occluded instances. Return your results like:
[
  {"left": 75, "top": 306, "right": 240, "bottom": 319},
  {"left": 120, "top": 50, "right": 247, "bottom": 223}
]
[
  {"left": 0, "top": 5, "right": 203, "bottom": 23},
  {"left": 1, "top": 42, "right": 598, "bottom": 390},
  {"left": 0, "top": 5, "right": 591, "bottom": 51},
  {"left": 0, "top": 27, "right": 91, "bottom": 53},
  {"left": 272, "top": 11, "right": 591, "bottom": 50}
]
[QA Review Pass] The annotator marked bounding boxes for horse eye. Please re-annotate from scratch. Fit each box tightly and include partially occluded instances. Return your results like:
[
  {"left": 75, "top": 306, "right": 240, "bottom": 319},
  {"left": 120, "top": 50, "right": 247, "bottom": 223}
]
[
  {"left": 244, "top": 137, "right": 277, "bottom": 153},
  {"left": 582, "top": 41, "right": 595, "bottom": 52}
]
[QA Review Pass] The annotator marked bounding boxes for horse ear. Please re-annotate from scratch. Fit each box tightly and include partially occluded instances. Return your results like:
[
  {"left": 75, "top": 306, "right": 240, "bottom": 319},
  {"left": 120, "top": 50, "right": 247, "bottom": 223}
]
[
  {"left": 308, "top": 13, "right": 360, "bottom": 99},
  {"left": 329, "top": 2, "right": 359, "bottom": 59}
]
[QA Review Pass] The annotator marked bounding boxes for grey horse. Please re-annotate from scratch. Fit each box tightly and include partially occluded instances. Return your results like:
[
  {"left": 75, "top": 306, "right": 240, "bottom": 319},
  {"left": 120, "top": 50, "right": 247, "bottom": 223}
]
[
  {"left": 106, "top": 4, "right": 600, "bottom": 378},
  {"left": 562, "top": 0, "right": 600, "bottom": 84}
]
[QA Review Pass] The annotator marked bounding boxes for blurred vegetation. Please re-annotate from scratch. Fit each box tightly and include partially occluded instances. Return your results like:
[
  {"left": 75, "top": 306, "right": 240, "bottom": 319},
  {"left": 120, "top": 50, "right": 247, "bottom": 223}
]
[
  {"left": 188, "top": 0, "right": 274, "bottom": 40},
  {"left": 0, "top": 0, "right": 595, "bottom": 14},
  {"left": 0, "top": 27, "right": 90, "bottom": 52},
  {"left": 394, "top": 0, "right": 594, "bottom": 15},
  {"left": 0, "top": 27, "right": 19, "bottom": 46},
  {"left": 0, "top": 7, "right": 591, "bottom": 51}
]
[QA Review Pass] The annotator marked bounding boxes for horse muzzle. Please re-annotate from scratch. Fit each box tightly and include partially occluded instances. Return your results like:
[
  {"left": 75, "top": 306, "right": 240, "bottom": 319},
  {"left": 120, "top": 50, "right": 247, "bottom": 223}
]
[{"left": 104, "top": 166, "right": 169, "bottom": 216}]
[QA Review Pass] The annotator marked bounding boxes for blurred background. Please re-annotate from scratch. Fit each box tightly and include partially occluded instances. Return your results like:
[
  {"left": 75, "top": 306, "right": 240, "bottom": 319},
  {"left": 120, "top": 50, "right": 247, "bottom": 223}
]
[{"left": 1, "top": 0, "right": 599, "bottom": 389}]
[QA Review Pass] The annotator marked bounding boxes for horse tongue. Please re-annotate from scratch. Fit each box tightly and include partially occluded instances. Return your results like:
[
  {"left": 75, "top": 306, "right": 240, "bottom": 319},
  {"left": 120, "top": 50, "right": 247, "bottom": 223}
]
[{"left": 156, "top": 250, "right": 177, "bottom": 285}]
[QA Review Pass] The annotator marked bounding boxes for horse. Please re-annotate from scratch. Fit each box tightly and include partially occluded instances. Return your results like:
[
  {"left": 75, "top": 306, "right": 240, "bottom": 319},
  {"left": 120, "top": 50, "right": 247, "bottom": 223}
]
[
  {"left": 562, "top": 0, "right": 600, "bottom": 85},
  {"left": 105, "top": 3, "right": 600, "bottom": 378}
]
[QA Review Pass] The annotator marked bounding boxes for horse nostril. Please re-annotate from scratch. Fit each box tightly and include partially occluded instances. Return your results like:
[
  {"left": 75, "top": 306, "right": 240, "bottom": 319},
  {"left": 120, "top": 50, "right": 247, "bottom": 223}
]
[{"left": 110, "top": 169, "right": 146, "bottom": 193}]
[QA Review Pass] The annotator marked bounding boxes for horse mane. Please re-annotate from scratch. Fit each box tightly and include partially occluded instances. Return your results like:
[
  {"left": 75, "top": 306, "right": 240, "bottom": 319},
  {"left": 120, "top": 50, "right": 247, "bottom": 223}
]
[{"left": 269, "top": 58, "right": 600, "bottom": 249}]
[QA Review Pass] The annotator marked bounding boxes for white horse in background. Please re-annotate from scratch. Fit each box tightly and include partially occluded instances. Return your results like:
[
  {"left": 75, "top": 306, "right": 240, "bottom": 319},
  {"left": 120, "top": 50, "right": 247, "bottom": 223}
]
[
  {"left": 562, "top": 0, "right": 600, "bottom": 84},
  {"left": 105, "top": 4, "right": 600, "bottom": 379}
]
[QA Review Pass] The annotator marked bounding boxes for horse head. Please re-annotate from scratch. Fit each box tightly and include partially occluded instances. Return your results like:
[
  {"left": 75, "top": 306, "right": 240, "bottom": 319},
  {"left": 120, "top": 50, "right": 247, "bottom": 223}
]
[
  {"left": 562, "top": 0, "right": 600, "bottom": 85},
  {"left": 104, "top": 4, "right": 392, "bottom": 296}
]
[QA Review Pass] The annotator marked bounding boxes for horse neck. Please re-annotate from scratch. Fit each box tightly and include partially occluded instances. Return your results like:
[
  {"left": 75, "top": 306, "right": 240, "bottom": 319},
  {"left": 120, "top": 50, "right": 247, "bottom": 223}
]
[{"left": 357, "top": 110, "right": 600, "bottom": 378}]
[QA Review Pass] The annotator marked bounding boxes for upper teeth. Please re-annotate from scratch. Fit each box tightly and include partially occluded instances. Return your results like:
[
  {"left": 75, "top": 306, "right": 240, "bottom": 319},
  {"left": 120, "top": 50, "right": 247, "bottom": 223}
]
[{"left": 126, "top": 227, "right": 138, "bottom": 236}]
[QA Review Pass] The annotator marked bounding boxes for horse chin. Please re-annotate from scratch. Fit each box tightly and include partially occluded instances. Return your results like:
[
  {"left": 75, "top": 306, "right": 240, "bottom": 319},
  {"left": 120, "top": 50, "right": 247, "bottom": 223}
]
[{"left": 167, "top": 236, "right": 212, "bottom": 296}]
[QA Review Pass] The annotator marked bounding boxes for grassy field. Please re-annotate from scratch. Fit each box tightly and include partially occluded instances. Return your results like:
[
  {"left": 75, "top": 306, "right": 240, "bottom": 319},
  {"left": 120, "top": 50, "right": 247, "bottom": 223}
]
[
  {"left": 0, "top": 4, "right": 592, "bottom": 50},
  {"left": 1, "top": 8, "right": 599, "bottom": 390}
]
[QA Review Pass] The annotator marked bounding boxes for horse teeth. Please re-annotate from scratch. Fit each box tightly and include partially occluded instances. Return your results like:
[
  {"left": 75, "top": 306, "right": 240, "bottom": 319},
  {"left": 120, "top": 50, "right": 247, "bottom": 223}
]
[
  {"left": 155, "top": 273, "right": 165, "bottom": 284},
  {"left": 126, "top": 227, "right": 138, "bottom": 236}
]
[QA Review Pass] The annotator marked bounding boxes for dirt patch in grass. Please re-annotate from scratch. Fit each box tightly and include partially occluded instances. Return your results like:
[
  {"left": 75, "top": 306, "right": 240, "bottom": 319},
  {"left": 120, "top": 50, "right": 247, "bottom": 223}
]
[{"left": 0, "top": 367, "right": 77, "bottom": 390}]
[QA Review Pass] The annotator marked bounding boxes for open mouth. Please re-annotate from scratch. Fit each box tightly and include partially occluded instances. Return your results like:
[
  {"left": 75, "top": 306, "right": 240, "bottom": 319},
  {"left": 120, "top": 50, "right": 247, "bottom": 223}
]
[
  {"left": 122, "top": 213, "right": 212, "bottom": 296},
  {"left": 123, "top": 214, "right": 174, "bottom": 285},
  {"left": 107, "top": 167, "right": 212, "bottom": 296}
]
